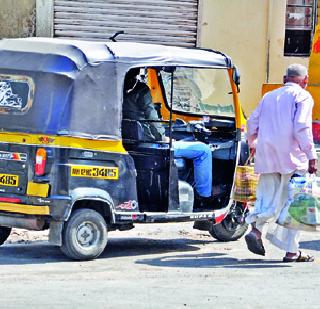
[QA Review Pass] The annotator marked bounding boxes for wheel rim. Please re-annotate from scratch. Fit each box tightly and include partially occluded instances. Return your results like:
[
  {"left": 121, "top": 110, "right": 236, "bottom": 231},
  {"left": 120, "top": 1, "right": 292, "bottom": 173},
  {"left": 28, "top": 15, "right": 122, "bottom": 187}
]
[
  {"left": 76, "top": 221, "right": 100, "bottom": 248},
  {"left": 222, "top": 204, "right": 246, "bottom": 232}
]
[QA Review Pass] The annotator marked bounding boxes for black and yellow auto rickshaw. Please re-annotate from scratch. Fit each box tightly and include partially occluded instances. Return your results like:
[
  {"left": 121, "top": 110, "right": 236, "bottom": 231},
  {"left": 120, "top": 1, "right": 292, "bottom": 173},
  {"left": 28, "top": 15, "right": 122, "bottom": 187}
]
[{"left": 0, "top": 38, "right": 249, "bottom": 260}]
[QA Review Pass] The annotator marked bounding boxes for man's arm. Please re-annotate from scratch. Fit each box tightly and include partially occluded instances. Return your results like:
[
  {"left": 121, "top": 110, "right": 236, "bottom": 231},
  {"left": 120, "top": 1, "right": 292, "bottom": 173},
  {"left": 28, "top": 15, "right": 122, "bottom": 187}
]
[{"left": 293, "top": 91, "right": 317, "bottom": 173}]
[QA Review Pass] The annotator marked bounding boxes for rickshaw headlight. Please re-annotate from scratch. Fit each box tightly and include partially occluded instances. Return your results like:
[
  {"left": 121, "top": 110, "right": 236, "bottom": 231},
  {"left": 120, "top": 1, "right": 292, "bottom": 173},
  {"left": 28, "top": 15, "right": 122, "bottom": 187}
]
[{"left": 35, "top": 148, "right": 47, "bottom": 176}]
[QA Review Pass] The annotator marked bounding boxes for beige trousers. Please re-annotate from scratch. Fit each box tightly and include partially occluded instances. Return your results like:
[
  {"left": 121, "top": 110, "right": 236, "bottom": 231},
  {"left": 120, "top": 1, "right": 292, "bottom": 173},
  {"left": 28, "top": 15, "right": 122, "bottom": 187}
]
[{"left": 245, "top": 173, "right": 300, "bottom": 253}]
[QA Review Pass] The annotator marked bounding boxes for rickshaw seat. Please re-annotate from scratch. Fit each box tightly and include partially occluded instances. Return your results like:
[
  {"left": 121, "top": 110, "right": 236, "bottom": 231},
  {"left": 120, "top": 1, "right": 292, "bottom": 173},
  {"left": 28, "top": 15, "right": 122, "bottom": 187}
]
[{"left": 122, "top": 119, "right": 145, "bottom": 141}]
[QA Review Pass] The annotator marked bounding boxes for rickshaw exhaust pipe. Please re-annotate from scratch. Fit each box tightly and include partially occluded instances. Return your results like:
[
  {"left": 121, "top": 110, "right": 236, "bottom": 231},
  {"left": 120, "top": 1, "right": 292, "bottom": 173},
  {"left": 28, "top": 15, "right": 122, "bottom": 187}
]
[{"left": 0, "top": 216, "right": 45, "bottom": 231}]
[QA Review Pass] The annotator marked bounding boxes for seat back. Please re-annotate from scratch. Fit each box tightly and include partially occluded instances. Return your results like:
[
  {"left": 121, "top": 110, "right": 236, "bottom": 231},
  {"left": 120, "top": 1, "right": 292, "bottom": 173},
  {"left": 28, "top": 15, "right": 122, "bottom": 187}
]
[{"left": 122, "top": 119, "right": 145, "bottom": 141}]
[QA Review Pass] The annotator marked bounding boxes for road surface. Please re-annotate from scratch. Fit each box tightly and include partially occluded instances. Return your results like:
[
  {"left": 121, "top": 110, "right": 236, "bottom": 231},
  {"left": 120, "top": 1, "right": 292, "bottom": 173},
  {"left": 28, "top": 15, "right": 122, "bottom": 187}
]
[{"left": 0, "top": 222, "right": 319, "bottom": 308}]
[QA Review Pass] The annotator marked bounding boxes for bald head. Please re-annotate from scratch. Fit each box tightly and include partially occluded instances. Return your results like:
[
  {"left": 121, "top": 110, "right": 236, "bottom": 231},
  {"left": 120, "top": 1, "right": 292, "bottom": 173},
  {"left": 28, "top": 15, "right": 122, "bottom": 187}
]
[{"left": 284, "top": 63, "right": 308, "bottom": 89}]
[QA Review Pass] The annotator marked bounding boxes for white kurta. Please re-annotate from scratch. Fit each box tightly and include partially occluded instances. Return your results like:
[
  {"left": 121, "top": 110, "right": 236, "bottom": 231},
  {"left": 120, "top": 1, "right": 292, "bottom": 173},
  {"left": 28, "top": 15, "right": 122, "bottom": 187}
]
[
  {"left": 247, "top": 82, "right": 316, "bottom": 174},
  {"left": 246, "top": 173, "right": 300, "bottom": 253}
]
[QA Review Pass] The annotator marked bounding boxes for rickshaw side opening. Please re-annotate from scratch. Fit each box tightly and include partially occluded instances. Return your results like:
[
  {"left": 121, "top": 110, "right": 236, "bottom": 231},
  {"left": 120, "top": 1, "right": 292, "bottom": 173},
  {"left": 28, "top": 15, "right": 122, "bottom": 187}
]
[{"left": 0, "top": 38, "right": 249, "bottom": 260}]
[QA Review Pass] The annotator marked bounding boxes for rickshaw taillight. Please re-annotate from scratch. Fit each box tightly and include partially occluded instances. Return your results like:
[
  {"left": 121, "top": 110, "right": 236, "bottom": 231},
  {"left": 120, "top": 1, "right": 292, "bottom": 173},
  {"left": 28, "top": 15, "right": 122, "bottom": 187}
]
[{"left": 35, "top": 148, "right": 47, "bottom": 176}]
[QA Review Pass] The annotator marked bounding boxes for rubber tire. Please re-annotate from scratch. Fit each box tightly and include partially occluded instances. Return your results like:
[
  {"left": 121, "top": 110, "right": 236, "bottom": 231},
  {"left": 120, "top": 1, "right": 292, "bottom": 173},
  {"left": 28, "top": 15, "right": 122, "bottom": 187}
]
[
  {"left": 209, "top": 204, "right": 248, "bottom": 241},
  {"left": 61, "top": 209, "right": 108, "bottom": 260},
  {"left": 0, "top": 226, "right": 11, "bottom": 245}
]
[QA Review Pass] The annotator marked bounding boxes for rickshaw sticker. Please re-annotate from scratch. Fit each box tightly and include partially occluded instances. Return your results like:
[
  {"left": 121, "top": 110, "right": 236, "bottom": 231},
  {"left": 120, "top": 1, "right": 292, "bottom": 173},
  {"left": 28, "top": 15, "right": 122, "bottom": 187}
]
[
  {"left": 0, "top": 151, "right": 27, "bottom": 162},
  {"left": 70, "top": 165, "right": 119, "bottom": 180},
  {"left": 0, "top": 173, "right": 19, "bottom": 187},
  {"left": 0, "top": 75, "right": 34, "bottom": 114},
  {"left": 39, "top": 136, "right": 55, "bottom": 144},
  {"left": 116, "top": 200, "right": 138, "bottom": 210}
]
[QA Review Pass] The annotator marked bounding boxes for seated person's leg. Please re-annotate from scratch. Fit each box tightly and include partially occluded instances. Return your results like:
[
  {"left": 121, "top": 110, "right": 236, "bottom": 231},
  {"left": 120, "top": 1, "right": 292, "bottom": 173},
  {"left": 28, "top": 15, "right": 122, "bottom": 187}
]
[{"left": 173, "top": 141, "right": 212, "bottom": 198}]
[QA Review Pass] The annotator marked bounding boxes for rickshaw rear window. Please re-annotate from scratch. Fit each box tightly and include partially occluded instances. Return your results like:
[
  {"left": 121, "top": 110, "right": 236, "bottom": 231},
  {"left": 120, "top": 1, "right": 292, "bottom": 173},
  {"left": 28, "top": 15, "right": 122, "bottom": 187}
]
[{"left": 0, "top": 75, "right": 34, "bottom": 114}]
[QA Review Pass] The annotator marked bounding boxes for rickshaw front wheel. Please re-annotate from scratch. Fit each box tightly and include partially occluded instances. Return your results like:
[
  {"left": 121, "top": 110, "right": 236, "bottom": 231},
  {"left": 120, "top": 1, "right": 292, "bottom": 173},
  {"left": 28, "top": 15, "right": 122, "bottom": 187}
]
[
  {"left": 0, "top": 226, "right": 11, "bottom": 246},
  {"left": 61, "top": 209, "right": 108, "bottom": 260}
]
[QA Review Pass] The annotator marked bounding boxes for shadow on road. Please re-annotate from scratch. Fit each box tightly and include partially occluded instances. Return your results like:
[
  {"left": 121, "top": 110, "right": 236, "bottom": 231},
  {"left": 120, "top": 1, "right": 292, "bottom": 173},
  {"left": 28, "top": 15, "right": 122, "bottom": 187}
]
[
  {"left": 0, "top": 237, "right": 211, "bottom": 265},
  {"left": 136, "top": 252, "right": 291, "bottom": 269},
  {"left": 101, "top": 237, "right": 207, "bottom": 258},
  {"left": 299, "top": 239, "right": 320, "bottom": 251},
  {"left": 1, "top": 236, "right": 304, "bottom": 268}
]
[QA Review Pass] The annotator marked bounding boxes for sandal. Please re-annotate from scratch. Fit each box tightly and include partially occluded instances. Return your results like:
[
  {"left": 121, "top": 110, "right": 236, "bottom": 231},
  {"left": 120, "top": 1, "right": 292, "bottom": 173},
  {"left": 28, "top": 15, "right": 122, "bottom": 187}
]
[
  {"left": 283, "top": 250, "right": 315, "bottom": 263},
  {"left": 245, "top": 232, "right": 265, "bottom": 256}
]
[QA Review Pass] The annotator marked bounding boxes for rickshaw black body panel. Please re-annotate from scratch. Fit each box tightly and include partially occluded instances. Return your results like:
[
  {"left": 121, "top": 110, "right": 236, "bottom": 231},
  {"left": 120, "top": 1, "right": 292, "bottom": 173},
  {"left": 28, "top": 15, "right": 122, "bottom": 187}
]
[
  {"left": 123, "top": 143, "right": 171, "bottom": 212},
  {"left": 0, "top": 140, "right": 138, "bottom": 221}
]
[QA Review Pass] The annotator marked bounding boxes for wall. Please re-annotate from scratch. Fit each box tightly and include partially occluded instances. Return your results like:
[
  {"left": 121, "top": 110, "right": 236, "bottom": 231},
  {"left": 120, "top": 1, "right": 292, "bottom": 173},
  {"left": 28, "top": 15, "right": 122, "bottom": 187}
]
[
  {"left": 0, "top": 0, "right": 53, "bottom": 38},
  {"left": 267, "top": 0, "right": 309, "bottom": 84},
  {"left": 0, "top": 0, "right": 36, "bottom": 38},
  {"left": 4, "top": 0, "right": 310, "bottom": 115},
  {"left": 200, "top": 0, "right": 309, "bottom": 115}
]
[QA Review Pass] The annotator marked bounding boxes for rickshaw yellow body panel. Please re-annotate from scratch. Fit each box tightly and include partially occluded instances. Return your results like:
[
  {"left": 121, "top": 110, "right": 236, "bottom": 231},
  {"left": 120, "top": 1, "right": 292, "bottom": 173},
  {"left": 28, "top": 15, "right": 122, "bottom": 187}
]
[
  {"left": 26, "top": 182, "right": 50, "bottom": 198},
  {"left": 0, "top": 202, "right": 49, "bottom": 215},
  {"left": 0, "top": 132, "right": 127, "bottom": 153}
]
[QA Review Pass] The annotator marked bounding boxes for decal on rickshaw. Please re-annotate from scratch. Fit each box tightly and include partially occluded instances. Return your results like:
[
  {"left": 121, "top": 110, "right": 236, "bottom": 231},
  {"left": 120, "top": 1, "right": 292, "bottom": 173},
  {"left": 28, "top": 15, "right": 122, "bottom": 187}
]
[
  {"left": 38, "top": 136, "right": 55, "bottom": 144},
  {"left": 116, "top": 200, "right": 138, "bottom": 210},
  {"left": 0, "top": 75, "right": 34, "bottom": 114},
  {"left": 0, "top": 173, "right": 19, "bottom": 187},
  {"left": 0, "top": 151, "right": 27, "bottom": 161},
  {"left": 70, "top": 165, "right": 119, "bottom": 180}
]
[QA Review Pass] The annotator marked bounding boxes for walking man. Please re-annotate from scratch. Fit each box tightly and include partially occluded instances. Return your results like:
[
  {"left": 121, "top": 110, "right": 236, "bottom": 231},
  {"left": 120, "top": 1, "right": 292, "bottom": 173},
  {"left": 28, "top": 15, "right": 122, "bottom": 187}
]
[{"left": 245, "top": 63, "right": 317, "bottom": 262}]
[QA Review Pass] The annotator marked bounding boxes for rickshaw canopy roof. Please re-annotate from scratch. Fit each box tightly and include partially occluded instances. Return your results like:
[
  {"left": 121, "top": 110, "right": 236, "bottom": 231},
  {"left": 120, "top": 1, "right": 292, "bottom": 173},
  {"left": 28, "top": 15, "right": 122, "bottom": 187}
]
[
  {"left": 0, "top": 38, "right": 234, "bottom": 140},
  {"left": 0, "top": 38, "right": 233, "bottom": 73}
]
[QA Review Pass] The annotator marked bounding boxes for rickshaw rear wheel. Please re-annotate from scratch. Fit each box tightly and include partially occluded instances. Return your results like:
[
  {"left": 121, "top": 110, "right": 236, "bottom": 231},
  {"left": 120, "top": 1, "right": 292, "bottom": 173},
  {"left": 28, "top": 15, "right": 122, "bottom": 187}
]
[
  {"left": 209, "top": 203, "right": 248, "bottom": 241},
  {"left": 0, "top": 226, "right": 11, "bottom": 245},
  {"left": 61, "top": 209, "right": 108, "bottom": 260}
]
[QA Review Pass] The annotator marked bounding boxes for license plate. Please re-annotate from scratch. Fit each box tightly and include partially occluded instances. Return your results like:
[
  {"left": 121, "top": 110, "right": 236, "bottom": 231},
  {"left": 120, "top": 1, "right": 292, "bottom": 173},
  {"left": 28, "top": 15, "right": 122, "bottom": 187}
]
[
  {"left": 0, "top": 173, "right": 19, "bottom": 186},
  {"left": 70, "top": 165, "right": 118, "bottom": 180}
]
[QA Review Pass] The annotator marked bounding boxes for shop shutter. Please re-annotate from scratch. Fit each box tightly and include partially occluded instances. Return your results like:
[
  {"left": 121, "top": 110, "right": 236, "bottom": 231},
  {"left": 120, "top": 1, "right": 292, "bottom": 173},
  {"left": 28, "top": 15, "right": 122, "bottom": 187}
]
[{"left": 53, "top": 0, "right": 199, "bottom": 47}]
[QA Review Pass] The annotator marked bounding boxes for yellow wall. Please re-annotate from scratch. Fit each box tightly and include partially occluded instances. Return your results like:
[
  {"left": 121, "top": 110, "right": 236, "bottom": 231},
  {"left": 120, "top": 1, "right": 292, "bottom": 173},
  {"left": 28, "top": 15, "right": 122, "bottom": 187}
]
[{"left": 199, "top": 0, "right": 309, "bottom": 116}]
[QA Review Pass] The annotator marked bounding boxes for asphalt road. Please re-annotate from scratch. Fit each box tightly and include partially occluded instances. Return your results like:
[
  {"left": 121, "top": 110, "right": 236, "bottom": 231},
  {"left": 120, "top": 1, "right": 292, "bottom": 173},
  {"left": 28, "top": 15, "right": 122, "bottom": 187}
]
[{"left": 0, "top": 223, "right": 319, "bottom": 309}]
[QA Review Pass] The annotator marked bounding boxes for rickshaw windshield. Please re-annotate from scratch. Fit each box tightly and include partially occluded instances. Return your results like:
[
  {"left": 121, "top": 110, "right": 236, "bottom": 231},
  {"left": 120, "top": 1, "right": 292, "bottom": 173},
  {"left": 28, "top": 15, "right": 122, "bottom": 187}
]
[{"left": 161, "top": 67, "right": 234, "bottom": 117}]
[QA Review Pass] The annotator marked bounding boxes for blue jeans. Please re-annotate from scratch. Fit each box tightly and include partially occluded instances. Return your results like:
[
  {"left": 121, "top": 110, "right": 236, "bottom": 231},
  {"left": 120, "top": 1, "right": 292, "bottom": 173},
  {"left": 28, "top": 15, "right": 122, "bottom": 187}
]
[{"left": 173, "top": 141, "right": 212, "bottom": 197}]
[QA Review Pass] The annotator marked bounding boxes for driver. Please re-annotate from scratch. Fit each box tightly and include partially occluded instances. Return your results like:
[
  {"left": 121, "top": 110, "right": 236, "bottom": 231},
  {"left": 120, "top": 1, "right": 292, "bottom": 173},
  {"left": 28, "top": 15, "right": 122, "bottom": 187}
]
[{"left": 123, "top": 68, "right": 214, "bottom": 209}]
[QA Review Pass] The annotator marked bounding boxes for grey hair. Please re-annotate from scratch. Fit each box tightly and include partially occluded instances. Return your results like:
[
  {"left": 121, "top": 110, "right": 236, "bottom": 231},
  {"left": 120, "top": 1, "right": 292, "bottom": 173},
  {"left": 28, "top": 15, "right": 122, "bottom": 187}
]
[{"left": 286, "top": 63, "right": 308, "bottom": 77}]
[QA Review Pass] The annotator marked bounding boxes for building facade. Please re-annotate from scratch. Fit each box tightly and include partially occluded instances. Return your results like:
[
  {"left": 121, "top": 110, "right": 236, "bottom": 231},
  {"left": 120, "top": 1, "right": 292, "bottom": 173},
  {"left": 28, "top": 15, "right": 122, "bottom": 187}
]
[{"left": 1, "top": 0, "right": 318, "bottom": 115}]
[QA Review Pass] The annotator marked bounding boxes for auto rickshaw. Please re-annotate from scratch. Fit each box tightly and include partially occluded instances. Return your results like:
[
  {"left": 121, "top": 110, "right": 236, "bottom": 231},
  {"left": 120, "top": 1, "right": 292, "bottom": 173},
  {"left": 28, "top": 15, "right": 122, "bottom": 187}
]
[{"left": 0, "top": 38, "right": 249, "bottom": 260}]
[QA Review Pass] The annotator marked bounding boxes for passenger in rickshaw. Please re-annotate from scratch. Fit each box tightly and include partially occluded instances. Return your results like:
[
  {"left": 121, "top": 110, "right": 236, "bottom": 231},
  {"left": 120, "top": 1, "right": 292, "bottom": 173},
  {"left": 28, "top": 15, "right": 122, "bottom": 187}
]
[{"left": 123, "top": 68, "right": 213, "bottom": 209}]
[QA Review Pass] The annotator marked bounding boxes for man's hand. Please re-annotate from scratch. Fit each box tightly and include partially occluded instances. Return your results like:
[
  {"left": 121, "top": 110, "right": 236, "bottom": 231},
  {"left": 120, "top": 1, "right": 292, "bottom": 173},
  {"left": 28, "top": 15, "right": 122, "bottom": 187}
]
[{"left": 308, "top": 159, "right": 318, "bottom": 174}]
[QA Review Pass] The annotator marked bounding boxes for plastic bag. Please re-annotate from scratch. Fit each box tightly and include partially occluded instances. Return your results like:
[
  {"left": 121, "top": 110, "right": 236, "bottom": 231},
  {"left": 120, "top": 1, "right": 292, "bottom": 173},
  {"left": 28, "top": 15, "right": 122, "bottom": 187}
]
[{"left": 277, "top": 175, "right": 320, "bottom": 231}]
